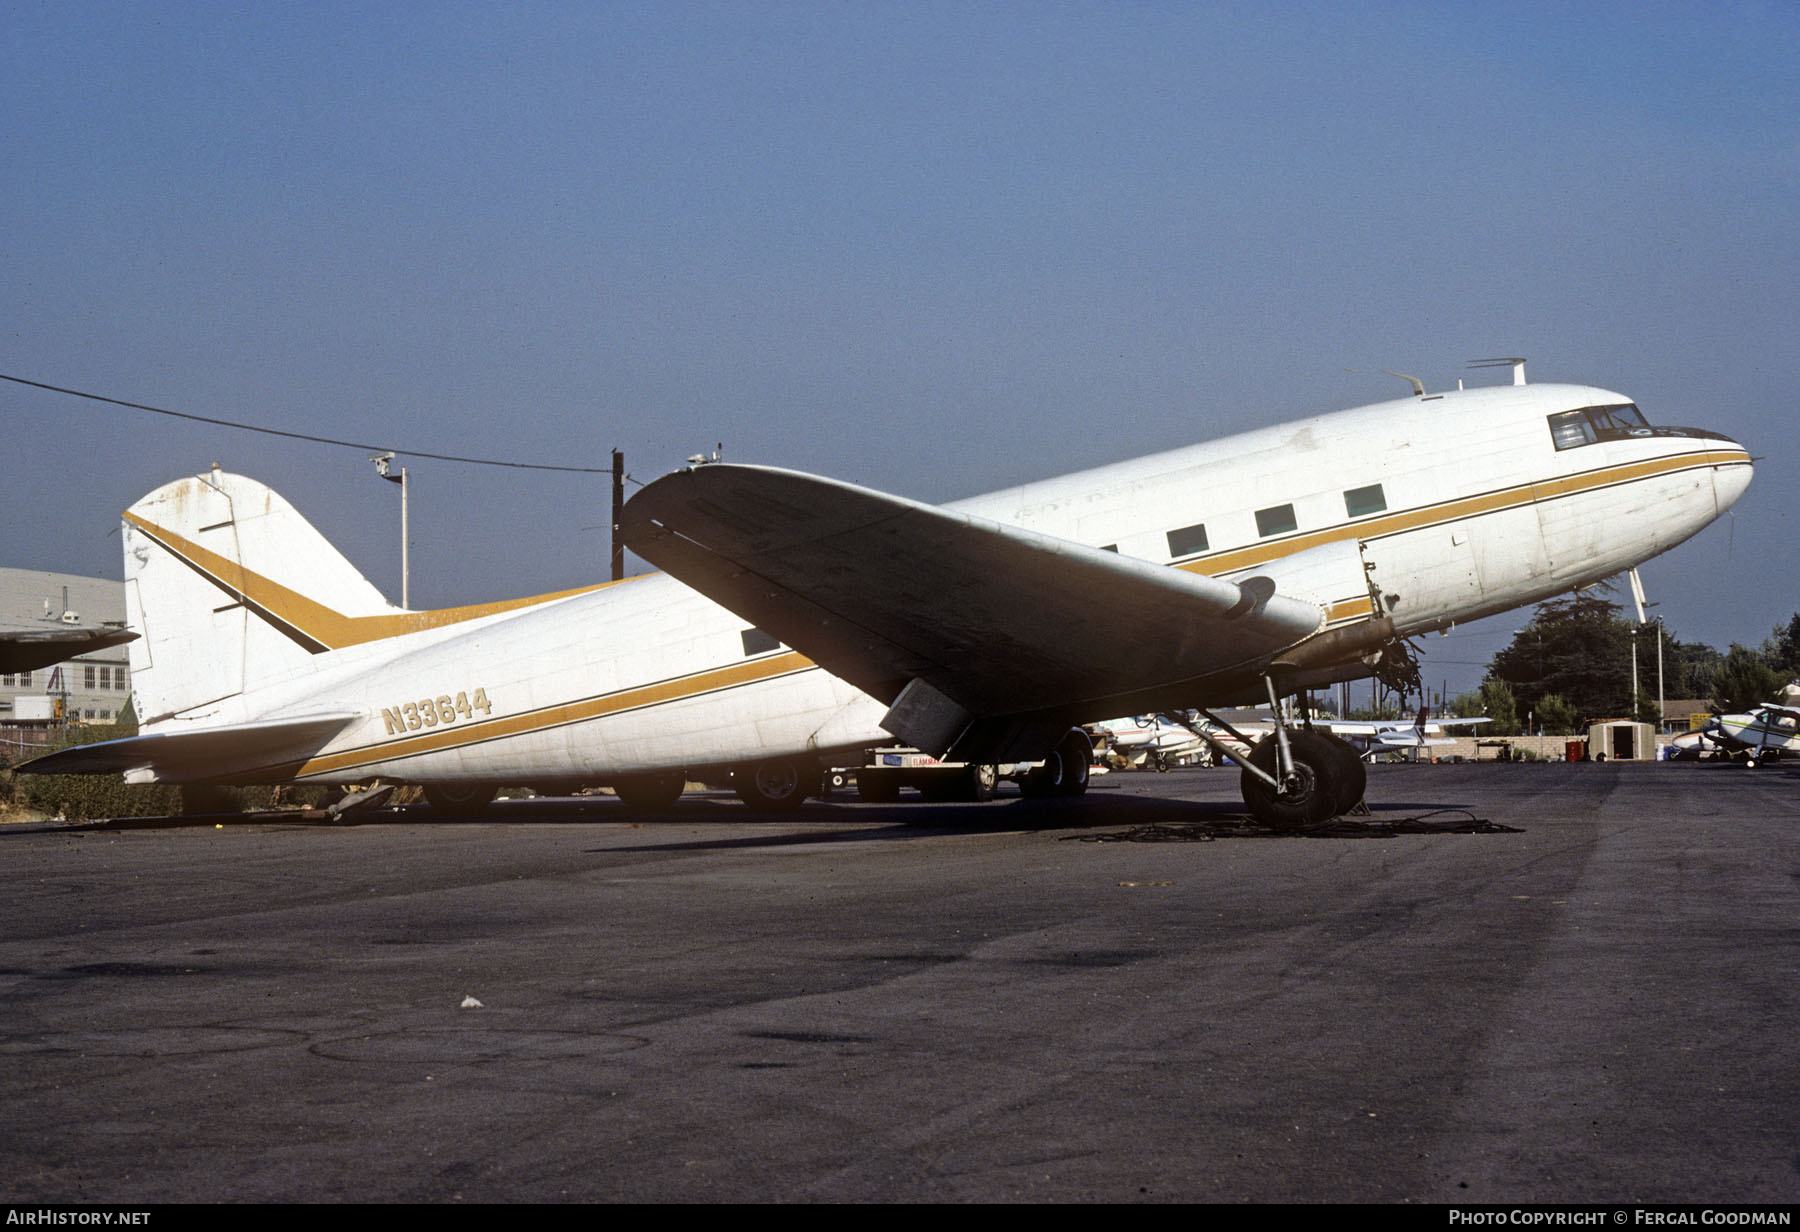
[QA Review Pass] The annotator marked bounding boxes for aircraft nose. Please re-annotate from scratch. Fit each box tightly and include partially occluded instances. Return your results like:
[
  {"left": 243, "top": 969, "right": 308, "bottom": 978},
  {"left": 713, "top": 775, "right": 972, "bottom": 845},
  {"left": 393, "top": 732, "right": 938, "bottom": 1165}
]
[{"left": 1713, "top": 448, "right": 1753, "bottom": 514}]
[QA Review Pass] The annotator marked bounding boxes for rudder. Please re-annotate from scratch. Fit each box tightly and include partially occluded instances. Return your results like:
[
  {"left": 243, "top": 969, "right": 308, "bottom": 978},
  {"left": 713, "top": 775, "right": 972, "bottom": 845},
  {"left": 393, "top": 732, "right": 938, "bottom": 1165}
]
[{"left": 123, "top": 467, "right": 403, "bottom": 723}]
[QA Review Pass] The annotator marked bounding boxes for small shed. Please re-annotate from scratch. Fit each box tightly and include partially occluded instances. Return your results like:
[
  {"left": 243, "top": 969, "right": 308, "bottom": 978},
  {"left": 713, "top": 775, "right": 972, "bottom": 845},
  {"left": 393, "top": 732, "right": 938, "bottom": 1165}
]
[{"left": 1588, "top": 720, "right": 1656, "bottom": 761}]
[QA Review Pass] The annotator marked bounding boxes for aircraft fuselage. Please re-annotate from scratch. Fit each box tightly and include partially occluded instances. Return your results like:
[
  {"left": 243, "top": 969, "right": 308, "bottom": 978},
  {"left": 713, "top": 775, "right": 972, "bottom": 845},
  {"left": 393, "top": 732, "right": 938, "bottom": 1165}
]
[{"left": 114, "top": 380, "right": 1753, "bottom": 790}]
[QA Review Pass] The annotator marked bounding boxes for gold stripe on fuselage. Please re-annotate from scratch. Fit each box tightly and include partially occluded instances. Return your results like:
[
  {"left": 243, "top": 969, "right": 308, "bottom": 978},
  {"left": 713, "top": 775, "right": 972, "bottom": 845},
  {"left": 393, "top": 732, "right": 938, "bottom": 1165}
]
[
  {"left": 284, "top": 651, "right": 820, "bottom": 778},
  {"left": 1176, "top": 447, "right": 1746, "bottom": 579}
]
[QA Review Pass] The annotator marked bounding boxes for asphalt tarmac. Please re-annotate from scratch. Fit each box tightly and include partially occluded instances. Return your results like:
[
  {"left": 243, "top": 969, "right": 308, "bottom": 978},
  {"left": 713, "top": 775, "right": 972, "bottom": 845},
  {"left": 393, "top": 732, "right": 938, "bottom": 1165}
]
[{"left": 2, "top": 761, "right": 1797, "bottom": 1203}]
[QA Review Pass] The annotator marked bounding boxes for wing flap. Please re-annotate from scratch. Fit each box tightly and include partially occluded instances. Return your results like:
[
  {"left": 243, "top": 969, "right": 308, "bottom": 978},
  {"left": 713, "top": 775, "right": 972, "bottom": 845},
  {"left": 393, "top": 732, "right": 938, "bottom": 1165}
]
[
  {"left": 621, "top": 465, "right": 1324, "bottom": 718},
  {"left": 15, "top": 712, "right": 360, "bottom": 782}
]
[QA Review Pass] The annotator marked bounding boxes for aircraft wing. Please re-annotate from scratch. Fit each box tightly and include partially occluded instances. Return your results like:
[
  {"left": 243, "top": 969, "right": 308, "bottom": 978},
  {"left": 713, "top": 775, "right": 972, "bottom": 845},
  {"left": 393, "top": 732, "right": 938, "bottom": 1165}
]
[
  {"left": 0, "top": 627, "right": 138, "bottom": 675},
  {"left": 14, "top": 712, "right": 360, "bottom": 782},
  {"left": 621, "top": 464, "right": 1325, "bottom": 722}
]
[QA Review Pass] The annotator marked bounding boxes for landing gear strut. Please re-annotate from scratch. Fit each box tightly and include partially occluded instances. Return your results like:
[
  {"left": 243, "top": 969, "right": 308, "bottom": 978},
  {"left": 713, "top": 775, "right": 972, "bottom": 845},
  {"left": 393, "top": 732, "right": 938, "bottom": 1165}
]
[{"left": 1228, "top": 676, "right": 1362, "bottom": 832}]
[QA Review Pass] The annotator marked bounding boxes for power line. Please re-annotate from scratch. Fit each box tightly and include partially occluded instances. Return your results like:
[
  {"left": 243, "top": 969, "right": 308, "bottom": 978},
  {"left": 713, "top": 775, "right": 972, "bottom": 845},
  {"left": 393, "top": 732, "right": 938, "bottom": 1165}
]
[{"left": 1, "top": 371, "right": 615, "bottom": 474}]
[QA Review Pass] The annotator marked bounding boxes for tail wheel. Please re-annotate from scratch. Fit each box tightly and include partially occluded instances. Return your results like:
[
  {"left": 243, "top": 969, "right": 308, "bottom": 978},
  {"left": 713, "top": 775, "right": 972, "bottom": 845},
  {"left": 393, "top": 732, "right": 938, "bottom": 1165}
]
[
  {"left": 423, "top": 783, "right": 499, "bottom": 816},
  {"left": 612, "top": 773, "right": 686, "bottom": 812},
  {"left": 734, "top": 757, "right": 818, "bottom": 812},
  {"left": 1239, "top": 731, "right": 1341, "bottom": 831}
]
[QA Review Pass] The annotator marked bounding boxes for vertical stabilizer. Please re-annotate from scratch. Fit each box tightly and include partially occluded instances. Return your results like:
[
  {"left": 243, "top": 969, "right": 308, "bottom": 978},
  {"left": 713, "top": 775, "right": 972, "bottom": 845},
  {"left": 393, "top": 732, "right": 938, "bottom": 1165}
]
[{"left": 123, "top": 469, "right": 403, "bottom": 723}]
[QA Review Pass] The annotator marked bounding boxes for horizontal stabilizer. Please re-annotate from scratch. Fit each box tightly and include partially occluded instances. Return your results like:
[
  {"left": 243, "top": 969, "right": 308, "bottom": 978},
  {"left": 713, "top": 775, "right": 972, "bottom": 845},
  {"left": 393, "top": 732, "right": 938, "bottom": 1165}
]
[
  {"left": 622, "top": 464, "right": 1325, "bottom": 719},
  {"left": 16, "top": 712, "right": 360, "bottom": 782},
  {"left": 0, "top": 627, "right": 138, "bottom": 676}
]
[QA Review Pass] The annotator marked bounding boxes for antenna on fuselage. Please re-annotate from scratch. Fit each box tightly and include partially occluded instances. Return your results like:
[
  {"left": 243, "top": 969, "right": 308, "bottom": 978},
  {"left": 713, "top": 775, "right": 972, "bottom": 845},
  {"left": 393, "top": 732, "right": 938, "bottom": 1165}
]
[
  {"left": 1381, "top": 370, "right": 1426, "bottom": 397},
  {"left": 1469, "top": 356, "right": 1527, "bottom": 385}
]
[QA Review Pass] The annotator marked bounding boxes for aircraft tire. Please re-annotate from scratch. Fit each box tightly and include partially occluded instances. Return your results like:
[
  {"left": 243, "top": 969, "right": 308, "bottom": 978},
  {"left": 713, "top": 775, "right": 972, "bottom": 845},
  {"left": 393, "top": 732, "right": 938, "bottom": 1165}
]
[
  {"left": 1053, "top": 729, "right": 1092, "bottom": 797},
  {"left": 966, "top": 763, "right": 999, "bottom": 802},
  {"left": 423, "top": 782, "right": 499, "bottom": 816},
  {"left": 611, "top": 773, "right": 686, "bottom": 812},
  {"left": 1315, "top": 731, "right": 1367, "bottom": 815},
  {"left": 734, "top": 757, "right": 817, "bottom": 812},
  {"left": 1240, "top": 732, "right": 1340, "bottom": 832},
  {"left": 1024, "top": 729, "right": 1093, "bottom": 798}
]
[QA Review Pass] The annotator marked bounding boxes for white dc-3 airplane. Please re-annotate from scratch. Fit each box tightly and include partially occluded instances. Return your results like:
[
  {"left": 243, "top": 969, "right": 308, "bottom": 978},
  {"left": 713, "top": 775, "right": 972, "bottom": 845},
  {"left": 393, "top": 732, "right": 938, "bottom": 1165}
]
[{"left": 22, "top": 363, "right": 1752, "bottom": 828}]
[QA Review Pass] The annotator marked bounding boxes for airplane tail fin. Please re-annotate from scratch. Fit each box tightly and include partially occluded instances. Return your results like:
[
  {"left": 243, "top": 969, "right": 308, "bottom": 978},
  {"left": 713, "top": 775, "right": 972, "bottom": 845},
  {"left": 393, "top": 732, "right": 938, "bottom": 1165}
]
[{"left": 123, "top": 468, "right": 404, "bottom": 724}]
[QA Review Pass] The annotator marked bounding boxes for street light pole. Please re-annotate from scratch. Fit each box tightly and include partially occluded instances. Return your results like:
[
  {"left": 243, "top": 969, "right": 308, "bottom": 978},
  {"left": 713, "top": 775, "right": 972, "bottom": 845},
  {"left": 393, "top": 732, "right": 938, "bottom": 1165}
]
[{"left": 370, "top": 453, "right": 410, "bottom": 609}]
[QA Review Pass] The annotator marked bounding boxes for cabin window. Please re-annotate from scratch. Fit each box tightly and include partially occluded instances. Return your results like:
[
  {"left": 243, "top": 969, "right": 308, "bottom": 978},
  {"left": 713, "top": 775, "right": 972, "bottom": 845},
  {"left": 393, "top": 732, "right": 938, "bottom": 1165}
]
[
  {"left": 740, "top": 628, "right": 780, "bottom": 656},
  {"left": 1343, "top": 483, "right": 1386, "bottom": 518},
  {"left": 1165, "top": 524, "right": 1208, "bottom": 558},
  {"left": 1255, "top": 504, "right": 1297, "bottom": 537}
]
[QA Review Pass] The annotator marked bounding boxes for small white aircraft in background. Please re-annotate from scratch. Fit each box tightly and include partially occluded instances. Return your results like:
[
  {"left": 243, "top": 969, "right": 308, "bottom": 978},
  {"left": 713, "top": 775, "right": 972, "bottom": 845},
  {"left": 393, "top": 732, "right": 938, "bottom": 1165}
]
[
  {"left": 1667, "top": 685, "right": 1800, "bottom": 766},
  {"left": 1666, "top": 725, "right": 1731, "bottom": 761},
  {"left": 1709, "top": 703, "right": 1800, "bottom": 768},
  {"left": 1090, "top": 715, "right": 1246, "bottom": 770},
  {"left": 23, "top": 364, "right": 1752, "bottom": 828},
  {"left": 1325, "top": 711, "right": 1491, "bottom": 761}
]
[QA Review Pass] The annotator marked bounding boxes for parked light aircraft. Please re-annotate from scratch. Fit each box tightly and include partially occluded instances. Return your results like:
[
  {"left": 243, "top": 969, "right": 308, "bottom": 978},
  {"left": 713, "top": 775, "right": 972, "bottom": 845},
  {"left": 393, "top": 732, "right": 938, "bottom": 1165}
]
[
  {"left": 22, "top": 367, "right": 1751, "bottom": 828},
  {"left": 1327, "top": 712, "right": 1491, "bottom": 760},
  {"left": 1091, "top": 715, "right": 1229, "bottom": 770},
  {"left": 1666, "top": 724, "right": 1731, "bottom": 761},
  {"left": 1666, "top": 684, "right": 1800, "bottom": 765},
  {"left": 1706, "top": 704, "right": 1800, "bottom": 767}
]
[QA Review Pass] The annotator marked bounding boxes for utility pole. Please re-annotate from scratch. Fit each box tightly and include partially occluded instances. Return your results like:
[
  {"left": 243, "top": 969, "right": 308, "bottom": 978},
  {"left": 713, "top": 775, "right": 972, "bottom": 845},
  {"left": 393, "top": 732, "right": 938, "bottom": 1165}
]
[{"left": 611, "top": 449, "right": 624, "bottom": 582}]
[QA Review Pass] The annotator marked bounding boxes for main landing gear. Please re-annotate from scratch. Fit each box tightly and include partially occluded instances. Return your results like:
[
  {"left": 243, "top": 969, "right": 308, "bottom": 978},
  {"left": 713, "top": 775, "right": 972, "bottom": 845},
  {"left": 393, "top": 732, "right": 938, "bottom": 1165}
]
[
  {"left": 1181, "top": 676, "right": 1366, "bottom": 832},
  {"left": 1238, "top": 729, "right": 1364, "bottom": 831}
]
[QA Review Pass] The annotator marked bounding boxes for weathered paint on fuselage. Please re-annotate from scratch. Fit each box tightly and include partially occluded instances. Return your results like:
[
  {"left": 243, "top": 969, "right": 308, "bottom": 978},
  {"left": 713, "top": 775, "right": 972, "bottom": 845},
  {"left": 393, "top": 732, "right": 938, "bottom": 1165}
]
[
  {"left": 139, "top": 381, "right": 1751, "bottom": 787},
  {"left": 952, "top": 383, "right": 1749, "bottom": 637}
]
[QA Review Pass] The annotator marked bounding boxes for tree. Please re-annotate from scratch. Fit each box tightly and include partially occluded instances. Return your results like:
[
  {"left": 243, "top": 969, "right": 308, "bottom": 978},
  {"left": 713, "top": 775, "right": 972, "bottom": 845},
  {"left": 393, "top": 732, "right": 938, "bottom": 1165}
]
[
  {"left": 1447, "top": 690, "right": 1487, "bottom": 719},
  {"left": 1760, "top": 613, "right": 1800, "bottom": 683},
  {"left": 1489, "top": 592, "right": 1634, "bottom": 725},
  {"left": 1536, "top": 693, "right": 1578, "bottom": 736},
  {"left": 1478, "top": 678, "right": 1520, "bottom": 736},
  {"left": 1664, "top": 636, "right": 1725, "bottom": 702},
  {"left": 1713, "top": 645, "right": 1784, "bottom": 713}
]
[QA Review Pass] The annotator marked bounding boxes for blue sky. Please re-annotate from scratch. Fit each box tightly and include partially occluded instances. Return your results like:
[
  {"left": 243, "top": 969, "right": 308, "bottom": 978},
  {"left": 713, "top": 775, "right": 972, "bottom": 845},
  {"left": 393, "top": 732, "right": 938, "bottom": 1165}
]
[{"left": 4, "top": 1, "right": 1796, "bottom": 697}]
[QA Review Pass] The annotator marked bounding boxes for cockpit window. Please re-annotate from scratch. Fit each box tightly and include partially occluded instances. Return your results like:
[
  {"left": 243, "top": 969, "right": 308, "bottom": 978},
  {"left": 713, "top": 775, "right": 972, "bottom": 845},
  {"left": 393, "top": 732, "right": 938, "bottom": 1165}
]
[{"left": 1548, "top": 403, "right": 1649, "bottom": 451}]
